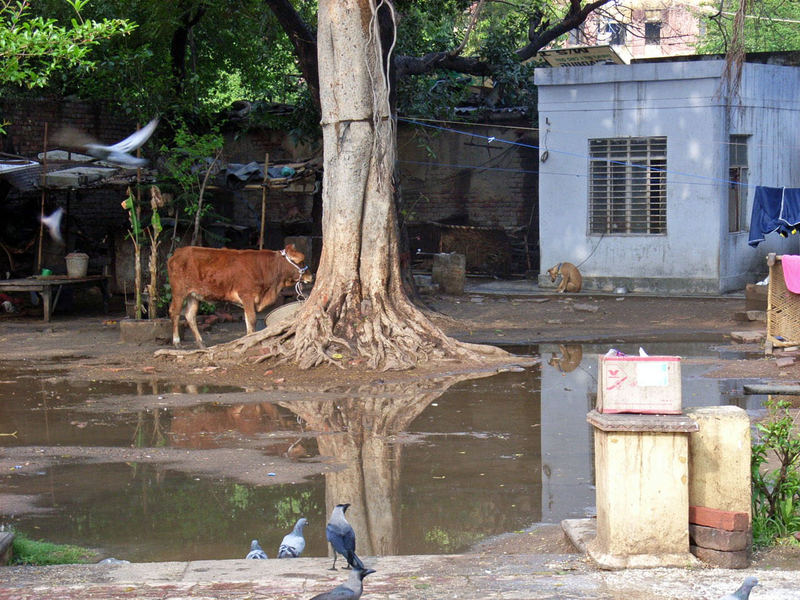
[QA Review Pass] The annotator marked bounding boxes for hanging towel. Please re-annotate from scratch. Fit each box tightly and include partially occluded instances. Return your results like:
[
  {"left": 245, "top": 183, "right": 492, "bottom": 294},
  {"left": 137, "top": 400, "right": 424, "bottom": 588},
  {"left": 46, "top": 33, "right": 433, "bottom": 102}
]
[
  {"left": 749, "top": 186, "right": 800, "bottom": 247},
  {"left": 749, "top": 186, "right": 784, "bottom": 247},
  {"left": 783, "top": 188, "right": 800, "bottom": 225},
  {"left": 782, "top": 255, "right": 800, "bottom": 293}
]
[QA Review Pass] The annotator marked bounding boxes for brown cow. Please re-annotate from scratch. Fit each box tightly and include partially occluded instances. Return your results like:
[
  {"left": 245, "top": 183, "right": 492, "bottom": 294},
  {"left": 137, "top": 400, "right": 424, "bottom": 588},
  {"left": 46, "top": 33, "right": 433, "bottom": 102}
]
[{"left": 168, "top": 244, "right": 313, "bottom": 348}]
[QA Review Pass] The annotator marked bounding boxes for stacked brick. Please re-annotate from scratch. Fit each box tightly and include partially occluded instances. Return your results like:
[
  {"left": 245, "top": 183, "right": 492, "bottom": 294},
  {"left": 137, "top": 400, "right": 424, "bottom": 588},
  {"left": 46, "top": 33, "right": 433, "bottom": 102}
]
[
  {"left": 1, "top": 97, "right": 136, "bottom": 158},
  {"left": 689, "top": 506, "right": 750, "bottom": 569}
]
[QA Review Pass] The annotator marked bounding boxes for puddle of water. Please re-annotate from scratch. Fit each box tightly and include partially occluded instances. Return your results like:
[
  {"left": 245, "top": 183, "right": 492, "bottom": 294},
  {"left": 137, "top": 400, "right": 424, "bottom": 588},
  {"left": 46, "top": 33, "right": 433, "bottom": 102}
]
[
  {"left": 8, "top": 463, "right": 326, "bottom": 563},
  {"left": 0, "top": 341, "right": 767, "bottom": 562}
]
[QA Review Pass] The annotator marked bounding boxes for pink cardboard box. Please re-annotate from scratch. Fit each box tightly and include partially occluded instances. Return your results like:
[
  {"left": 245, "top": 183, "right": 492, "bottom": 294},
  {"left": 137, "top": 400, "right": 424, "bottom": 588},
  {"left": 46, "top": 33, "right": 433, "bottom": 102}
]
[{"left": 597, "top": 355, "right": 682, "bottom": 414}]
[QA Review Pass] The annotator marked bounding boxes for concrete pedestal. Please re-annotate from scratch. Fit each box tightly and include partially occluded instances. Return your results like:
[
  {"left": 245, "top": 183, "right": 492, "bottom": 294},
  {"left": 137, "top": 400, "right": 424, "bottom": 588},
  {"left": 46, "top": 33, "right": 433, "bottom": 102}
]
[
  {"left": 685, "top": 406, "right": 752, "bottom": 568},
  {"left": 586, "top": 410, "right": 700, "bottom": 569}
]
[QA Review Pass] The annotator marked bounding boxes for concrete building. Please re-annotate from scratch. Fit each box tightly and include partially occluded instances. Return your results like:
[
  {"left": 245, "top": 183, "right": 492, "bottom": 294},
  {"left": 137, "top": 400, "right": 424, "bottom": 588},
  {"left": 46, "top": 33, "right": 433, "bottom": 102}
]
[
  {"left": 535, "top": 54, "right": 800, "bottom": 294},
  {"left": 565, "top": 0, "right": 705, "bottom": 60}
]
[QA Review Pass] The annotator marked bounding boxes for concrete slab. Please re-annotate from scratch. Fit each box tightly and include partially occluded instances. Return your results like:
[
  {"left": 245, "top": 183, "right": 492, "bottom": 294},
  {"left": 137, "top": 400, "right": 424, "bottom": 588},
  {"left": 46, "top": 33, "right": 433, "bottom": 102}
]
[
  {"left": 1, "top": 553, "right": 799, "bottom": 599},
  {"left": 561, "top": 517, "right": 595, "bottom": 553}
]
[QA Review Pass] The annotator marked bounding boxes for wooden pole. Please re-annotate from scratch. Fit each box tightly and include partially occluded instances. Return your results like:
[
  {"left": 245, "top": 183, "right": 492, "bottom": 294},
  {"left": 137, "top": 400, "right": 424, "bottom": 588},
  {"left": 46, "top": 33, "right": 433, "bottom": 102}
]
[
  {"left": 135, "top": 136, "right": 142, "bottom": 319},
  {"left": 36, "top": 123, "right": 49, "bottom": 274},
  {"left": 259, "top": 153, "right": 269, "bottom": 250}
]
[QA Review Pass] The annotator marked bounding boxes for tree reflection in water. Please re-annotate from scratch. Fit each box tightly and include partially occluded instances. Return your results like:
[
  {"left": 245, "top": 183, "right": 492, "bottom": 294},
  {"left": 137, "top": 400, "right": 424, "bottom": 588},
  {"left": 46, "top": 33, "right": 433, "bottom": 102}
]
[{"left": 280, "top": 370, "right": 511, "bottom": 557}]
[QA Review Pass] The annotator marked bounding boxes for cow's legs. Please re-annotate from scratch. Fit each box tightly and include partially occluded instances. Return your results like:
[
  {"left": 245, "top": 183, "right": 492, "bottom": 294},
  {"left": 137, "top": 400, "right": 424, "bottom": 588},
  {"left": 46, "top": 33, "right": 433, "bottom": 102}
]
[
  {"left": 243, "top": 301, "right": 257, "bottom": 335},
  {"left": 184, "top": 296, "right": 205, "bottom": 348},
  {"left": 169, "top": 293, "right": 185, "bottom": 347}
]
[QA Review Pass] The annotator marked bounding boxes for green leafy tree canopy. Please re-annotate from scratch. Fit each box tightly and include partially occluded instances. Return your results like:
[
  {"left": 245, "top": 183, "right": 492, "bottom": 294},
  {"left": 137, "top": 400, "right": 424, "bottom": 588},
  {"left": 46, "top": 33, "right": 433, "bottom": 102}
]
[
  {"left": 0, "top": 0, "right": 134, "bottom": 89},
  {"left": 698, "top": 0, "right": 800, "bottom": 54}
]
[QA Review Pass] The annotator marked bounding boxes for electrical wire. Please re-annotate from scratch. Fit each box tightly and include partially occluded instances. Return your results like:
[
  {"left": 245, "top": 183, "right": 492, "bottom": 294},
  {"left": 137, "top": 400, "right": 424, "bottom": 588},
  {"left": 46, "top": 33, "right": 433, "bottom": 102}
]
[{"left": 399, "top": 117, "right": 759, "bottom": 188}]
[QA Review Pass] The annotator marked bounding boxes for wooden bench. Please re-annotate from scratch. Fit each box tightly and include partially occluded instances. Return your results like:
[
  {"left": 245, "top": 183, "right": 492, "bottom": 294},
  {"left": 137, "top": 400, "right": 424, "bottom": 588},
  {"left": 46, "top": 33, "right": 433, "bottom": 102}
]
[{"left": 0, "top": 275, "right": 110, "bottom": 322}]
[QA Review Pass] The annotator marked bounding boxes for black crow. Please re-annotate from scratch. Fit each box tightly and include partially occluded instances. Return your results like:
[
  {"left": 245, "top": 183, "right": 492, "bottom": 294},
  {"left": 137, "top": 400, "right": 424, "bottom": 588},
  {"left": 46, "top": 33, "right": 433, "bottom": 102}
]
[
  {"left": 309, "top": 566, "right": 375, "bottom": 600},
  {"left": 326, "top": 503, "right": 363, "bottom": 570}
]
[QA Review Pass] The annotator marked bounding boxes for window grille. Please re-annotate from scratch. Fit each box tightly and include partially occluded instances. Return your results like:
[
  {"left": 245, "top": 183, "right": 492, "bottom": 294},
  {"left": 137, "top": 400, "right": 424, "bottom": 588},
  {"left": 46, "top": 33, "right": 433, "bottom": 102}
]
[
  {"left": 589, "top": 137, "right": 667, "bottom": 235},
  {"left": 728, "top": 134, "right": 749, "bottom": 233},
  {"left": 607, "top": 21, "right": 625, "bottom": 46}
]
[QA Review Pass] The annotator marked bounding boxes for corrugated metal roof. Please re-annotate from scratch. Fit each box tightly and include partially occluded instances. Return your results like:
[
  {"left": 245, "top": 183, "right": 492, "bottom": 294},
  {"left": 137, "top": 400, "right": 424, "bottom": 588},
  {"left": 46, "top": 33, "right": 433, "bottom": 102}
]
[{"left": 0, "top": 159, "right": 144, "bottom": 192}]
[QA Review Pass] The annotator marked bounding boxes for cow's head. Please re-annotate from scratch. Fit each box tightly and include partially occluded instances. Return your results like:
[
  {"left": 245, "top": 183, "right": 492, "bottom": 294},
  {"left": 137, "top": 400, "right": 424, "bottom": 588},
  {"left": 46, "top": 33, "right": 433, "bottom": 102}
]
[{"left": 281, "top": 243, "right": 314, "bottom": 285}]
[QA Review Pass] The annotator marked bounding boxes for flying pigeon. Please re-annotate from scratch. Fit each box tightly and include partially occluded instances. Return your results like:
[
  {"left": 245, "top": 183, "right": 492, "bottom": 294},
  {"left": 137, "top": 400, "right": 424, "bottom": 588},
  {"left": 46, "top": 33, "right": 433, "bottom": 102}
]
[
  {"left": 54, "top": 117, "right": 159, "bottom": 167},
  {"left": 245, "top": 539, "right": 268, "bottom": 559},
  {"left": 278, "top": 517, "right": 308, "bottom": 558},
  {"left": 720, "top": 576, "right": 759, "bottom": 600},
  {"left": 308, "top": 565, "right": 375, "bottom": 600},
  {"left": 40, "top": 207, "right": 64, "bottom": 244},
  {"left": 326, "top": 503, "right": 363, "bottom": 570}
]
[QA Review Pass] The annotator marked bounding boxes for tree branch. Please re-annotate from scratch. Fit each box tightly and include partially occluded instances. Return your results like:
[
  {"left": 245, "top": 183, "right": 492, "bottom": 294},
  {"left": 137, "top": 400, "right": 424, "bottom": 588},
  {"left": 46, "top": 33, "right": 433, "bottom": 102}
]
[
  {"left": 271, "top": 0, "right": 615, "bottom": 98},
  {"left": 264, "top": 0, "right": 320, "bottom": 108},
  {"left": 517, "top": 0, "right": 614, "bottom": 62},
  {"left": 449, "top": 0, "right": 486, "bottom": 58}
]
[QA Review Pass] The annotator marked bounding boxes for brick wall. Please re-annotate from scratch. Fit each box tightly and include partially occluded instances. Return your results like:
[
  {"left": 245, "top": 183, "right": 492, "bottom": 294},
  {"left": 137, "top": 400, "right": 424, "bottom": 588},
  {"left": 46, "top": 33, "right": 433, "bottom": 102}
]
[
  {"left": 397, "top": 120, "right": 538, "bottom": 229},
  {"left": 1, "top": 96, "right": 139, "bottom": 157},
  {"left": 397, "top": 119, "right": 539, "bottom": 273},
  {"left": 1, "top": 98, "right": 539, "bottom": 277},
  {"left": 1, "top": 98, "right": 142, "bottom": 276}
]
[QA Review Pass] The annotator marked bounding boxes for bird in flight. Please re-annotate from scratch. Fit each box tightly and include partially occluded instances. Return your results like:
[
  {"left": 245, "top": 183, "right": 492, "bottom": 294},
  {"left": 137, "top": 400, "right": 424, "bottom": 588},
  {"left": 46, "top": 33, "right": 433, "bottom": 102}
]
[
  {"left": 53, "top": 118, "right": 159, "bottom": 167},
  {"left": 40, "top": 207, "right": 64, "bottom": 244}
]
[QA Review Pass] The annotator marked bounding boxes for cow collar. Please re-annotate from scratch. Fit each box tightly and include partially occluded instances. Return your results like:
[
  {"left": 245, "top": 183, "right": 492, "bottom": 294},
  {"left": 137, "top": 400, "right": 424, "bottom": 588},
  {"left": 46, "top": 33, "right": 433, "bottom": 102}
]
[
  {"left": 281, "top": 249, "right": 309, "bottom": 301},
  {"left": 280, "top": 248, "right": 309, "bottom": 276}
]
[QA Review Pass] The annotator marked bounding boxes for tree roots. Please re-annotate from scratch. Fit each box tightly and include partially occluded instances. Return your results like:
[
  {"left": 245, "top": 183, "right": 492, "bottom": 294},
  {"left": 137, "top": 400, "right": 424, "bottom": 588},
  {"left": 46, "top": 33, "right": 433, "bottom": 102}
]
[{"left": 156, "top": 291, "right": 509, "bottom": 371}]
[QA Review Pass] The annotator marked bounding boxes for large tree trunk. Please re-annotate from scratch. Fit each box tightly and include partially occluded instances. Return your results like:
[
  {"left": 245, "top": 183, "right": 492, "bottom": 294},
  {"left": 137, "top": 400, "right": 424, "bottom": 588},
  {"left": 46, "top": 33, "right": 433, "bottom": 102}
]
[{"left": 173, "top": 0, "right": 506, "bottom": 370}]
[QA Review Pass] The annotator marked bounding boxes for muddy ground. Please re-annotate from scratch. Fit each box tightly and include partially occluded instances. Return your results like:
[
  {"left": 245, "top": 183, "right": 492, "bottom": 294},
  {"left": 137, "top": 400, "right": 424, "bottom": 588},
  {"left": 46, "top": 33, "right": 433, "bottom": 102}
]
[
  {"left": 0, "top": 288, "right": 786, "bottom": 387},
  {"left": 2, "top": 287, "right": 799, "bottom": 569}
]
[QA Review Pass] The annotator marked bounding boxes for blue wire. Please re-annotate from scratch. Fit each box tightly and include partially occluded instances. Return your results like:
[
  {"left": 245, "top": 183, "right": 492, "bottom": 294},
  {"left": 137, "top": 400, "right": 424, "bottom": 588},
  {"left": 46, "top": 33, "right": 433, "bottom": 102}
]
[{"left": 399, "top": 117, "right": 755, "bottom": 188}]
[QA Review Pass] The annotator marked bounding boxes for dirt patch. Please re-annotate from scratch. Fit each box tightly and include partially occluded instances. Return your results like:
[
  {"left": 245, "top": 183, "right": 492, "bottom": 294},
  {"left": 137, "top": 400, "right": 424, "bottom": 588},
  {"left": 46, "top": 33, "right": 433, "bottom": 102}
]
[
  {"left": 0, "top": 291, "right": 777, "bottom": 390},
  {"left": 470, "top": 523, "right": 578, "bottom": 555}
]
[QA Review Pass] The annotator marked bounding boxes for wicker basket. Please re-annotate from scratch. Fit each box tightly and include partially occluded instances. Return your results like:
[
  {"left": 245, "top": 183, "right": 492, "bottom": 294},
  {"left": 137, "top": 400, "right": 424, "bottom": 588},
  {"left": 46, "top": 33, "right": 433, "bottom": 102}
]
[{"left": 766, "top": 253, "right": 800, "bottom": 349}]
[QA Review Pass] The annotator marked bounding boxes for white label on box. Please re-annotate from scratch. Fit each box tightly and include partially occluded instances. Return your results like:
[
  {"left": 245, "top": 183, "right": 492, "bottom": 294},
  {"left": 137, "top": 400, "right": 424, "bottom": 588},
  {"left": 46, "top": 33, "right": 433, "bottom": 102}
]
[{"left": 636, "top": 362, "right": 669, "bottom": 386}]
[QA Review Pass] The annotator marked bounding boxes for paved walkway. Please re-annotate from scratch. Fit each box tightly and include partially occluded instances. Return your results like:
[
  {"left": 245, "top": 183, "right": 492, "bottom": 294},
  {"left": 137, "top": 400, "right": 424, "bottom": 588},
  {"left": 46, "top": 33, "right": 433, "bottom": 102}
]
[{"left": 1, "top": 552, "right": 798, "bottom": 599}]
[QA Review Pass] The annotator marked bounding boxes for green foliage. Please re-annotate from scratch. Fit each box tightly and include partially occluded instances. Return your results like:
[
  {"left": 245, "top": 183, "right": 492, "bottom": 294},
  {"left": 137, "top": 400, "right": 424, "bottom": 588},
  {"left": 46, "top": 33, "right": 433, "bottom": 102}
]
[
  {"left": 11, "top": 531, "right": 98, "bottom": 565},
  {"left": 159, "top": 122, "right": 224, "bottom": 238},
  {"left": 18, "top": 0, "right": 311, "bottom": 121},
  {"left": 395, "top": 0, "right": 539, "bottom": 117},
  {"left": 272, "top": 490, "right": 320, "bottom": 530},
  {"left": 423, "top": 525, "right": 484, "bottom": 552},
  {"left": 0, "top": 0, "right": 134, "bottom": 89},
  {"left": 697, "top": 0, "right": 800, "bottom": 54},
  {"left": 751, "top": 398, "right": 800, "bottom": 546},
  {"left": 122, "top": 189, "right": 143, "bottom": 241}
]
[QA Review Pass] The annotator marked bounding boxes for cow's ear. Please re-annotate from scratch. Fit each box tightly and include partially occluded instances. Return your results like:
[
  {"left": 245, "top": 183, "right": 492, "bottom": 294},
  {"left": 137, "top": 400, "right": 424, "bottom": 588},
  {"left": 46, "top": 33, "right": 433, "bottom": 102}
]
[{"left": 285, "top": 243, "right": 296, "bottom": 252}]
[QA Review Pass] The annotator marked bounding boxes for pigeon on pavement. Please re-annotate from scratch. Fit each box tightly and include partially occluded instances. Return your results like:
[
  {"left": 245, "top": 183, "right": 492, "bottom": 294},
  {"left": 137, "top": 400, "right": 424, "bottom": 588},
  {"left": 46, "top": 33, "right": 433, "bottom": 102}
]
[
  {"left": 720, "top": 576, "right": 759, "bottom": 600},
  {"left": 40, "top": 207, "right": 64, "bottom": 243},
  {"left": 54, "top": 118, "right": 158, "bottom": 167},
  {"left": 308, "top": 565, "right": 375, "bottom": 600},
  {"left": 245, "top": 539, "right": 268, "bottom": 559},
  {"left": 278, "top": 517, "right": 308, "bottom": 558},
  {"left": 326, "top": 503, "right": 363, "bottom": 570}
]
